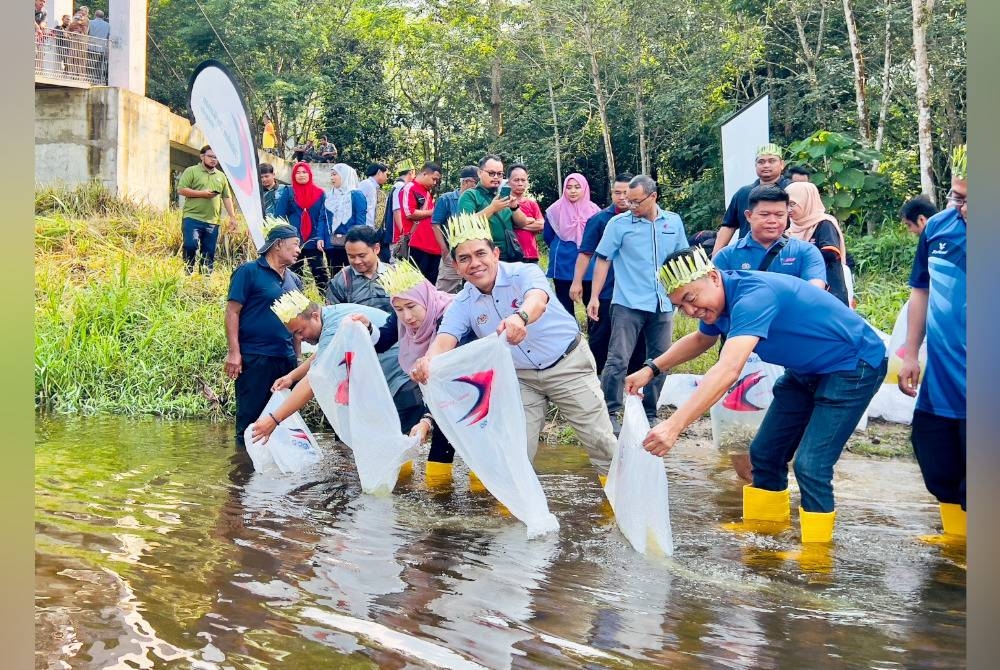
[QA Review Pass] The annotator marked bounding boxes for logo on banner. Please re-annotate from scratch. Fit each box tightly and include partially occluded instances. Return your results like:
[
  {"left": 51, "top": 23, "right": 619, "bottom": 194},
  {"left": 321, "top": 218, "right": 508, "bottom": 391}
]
[
  {"left": 335, "top": 352, "right": 354, "bottom": 405},
  {"left": 453, "top": 369, "right": 495, "bottom": 425},
  {"left": 722, "top": 371, "right": 765, "bottom": 411}
]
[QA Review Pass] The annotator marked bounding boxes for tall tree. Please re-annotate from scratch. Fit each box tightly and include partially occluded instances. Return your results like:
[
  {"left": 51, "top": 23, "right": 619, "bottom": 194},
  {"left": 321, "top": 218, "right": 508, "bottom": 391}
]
[{"left": 911, "top": 0, "right": 936, "bottom": 201}]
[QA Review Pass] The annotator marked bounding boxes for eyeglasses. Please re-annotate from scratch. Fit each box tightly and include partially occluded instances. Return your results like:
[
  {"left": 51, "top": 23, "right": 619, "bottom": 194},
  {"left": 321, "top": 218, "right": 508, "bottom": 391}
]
[
  {"left": 483, "top": 170, "right": 504, "bottom": 178},
  {"left": 947, "top": 190, "right": 967, "bottom": 206},
  {"left": 626, "top": 192, "right": 655, "bottom": 209}
]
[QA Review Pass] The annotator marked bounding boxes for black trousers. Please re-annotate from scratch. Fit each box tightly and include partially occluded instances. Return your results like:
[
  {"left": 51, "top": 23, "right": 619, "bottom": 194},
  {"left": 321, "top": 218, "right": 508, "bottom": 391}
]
[
  {"left": 552, "top": 278, "right": 588, "bottom": 318},
  {"left": 324, "top": 246, "right": 349, "bottom": 282},
  {"left": 911, "top": 409, "right": 966, "bottom": 509},
  {"left": 235, "top": 353, "right": 298, "bottom": 446},
  {"left": 291, "top": 246, "right": 330, "bottom": 294},
  {"left": 394, "top": 380, "right": 455, "bottom": 463},
  {"left": 409, "top": 248, "right": 441, "bottom": 285}
]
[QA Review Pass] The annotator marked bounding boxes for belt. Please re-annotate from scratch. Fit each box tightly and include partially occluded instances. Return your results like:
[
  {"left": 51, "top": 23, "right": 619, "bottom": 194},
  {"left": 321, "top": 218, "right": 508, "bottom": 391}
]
[{"left": 539, "top": 333, "right": 582, "bottom": 371}]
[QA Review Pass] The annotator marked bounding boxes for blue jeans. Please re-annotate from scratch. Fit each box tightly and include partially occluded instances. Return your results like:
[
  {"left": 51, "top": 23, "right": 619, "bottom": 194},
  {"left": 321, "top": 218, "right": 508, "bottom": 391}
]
[
  {"left": 601, "top": 304, "right": 673, "bottom": 418},
  {"left": 181, "top": 217, "right": 220, "bottom": 273},
  {"left": 750, "top": 357, "right": 887, "bottom": 512}
]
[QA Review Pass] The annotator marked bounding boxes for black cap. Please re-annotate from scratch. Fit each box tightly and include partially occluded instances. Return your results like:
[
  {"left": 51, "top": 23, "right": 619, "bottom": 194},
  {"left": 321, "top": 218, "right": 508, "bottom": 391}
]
[
  {"left": 459, "top": 165, "right": 480, "bottom": 180},
  {"left": 258, "top": 223, "right": 299, "bottom": 255}
]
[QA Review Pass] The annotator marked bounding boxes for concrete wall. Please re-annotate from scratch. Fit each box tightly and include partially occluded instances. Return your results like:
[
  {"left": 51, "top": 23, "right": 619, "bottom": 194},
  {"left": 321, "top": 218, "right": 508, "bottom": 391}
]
[{"left": 35, "top": 86, "right": 293, "bottom": 210}]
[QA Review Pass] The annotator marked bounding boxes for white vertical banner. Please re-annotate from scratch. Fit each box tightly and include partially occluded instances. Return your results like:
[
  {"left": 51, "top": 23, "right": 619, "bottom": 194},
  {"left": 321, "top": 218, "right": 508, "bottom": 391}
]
[
  {"left": 720, "top": 95, "right": 770, "bottom": 208},
  {"left": 188, "top": 60, "right": 265, "bottom": 250}
]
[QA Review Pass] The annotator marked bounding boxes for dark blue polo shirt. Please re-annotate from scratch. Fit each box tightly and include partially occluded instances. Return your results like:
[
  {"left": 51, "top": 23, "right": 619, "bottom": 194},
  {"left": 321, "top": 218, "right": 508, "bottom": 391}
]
[
  {"left": 578, "top": 205, "right": 626, "bottom": 301},
  {"left": 227, "top": 257, "right": 303, "bottom": 358},
  {"left": 699, "top": 270, "right": 885, "bottom": 375}
]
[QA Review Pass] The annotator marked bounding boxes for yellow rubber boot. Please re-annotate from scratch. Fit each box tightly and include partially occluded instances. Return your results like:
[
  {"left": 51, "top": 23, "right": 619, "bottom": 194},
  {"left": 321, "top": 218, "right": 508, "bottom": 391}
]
[
  {"left": 397, "top": 460, "right": 413, "bottom": 480},
  {"left": 424, "top": 461, "right": 453, "bottom": 489},
  {"left": 799, "top": 508, "right": 836, "bottom": 543},
  {"left": 920, "top": 502, "right": 967, "bottom": 546},
  {"left": 596, "top": 473, "right": 615, "bottom": 524},
  {"left": 469, "top": 471, "right": 487, "bottom": 493},
  {"left": 722, "top": 486, "right": 791, "bottom": 535}
]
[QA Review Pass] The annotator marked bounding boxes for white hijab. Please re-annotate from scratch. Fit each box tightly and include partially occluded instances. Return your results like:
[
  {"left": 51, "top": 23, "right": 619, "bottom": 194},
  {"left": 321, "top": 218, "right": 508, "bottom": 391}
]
[{"left": 325, "top": 163, "right": 361, "bottom": 228}]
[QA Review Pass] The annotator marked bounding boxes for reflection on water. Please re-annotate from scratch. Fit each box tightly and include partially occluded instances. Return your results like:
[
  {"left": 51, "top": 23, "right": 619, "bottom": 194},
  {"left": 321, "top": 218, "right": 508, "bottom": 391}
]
[{"left": 35, "top": 416, "right": 966, "bottom": 669}]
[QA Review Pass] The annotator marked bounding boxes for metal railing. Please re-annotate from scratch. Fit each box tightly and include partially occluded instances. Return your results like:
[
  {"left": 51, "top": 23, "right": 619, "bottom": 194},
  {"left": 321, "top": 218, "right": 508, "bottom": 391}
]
[{"left": 34, "top": 32, "right": 109, "bottom": 86}]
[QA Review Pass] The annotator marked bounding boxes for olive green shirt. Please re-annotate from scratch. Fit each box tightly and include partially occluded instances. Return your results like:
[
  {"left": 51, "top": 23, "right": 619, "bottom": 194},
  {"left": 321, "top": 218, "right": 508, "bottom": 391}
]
[
  {"left": 457, "top": 184, "right": 513, "bottom": 258},
  {"left": 178, "top": 163, "right": 233, "bottom": 225}
]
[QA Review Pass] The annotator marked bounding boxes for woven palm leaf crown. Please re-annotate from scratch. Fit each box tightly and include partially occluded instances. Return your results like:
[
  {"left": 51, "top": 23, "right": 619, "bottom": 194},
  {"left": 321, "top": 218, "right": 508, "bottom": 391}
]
[
  {"left": 271, "top": 290, "right": 312, "bottom": 324},
  {"left": 448, "top": 212, "right": 493, "bottom": 250},
  {"left": 951, "top": 144, "right": 967, "bottom": 180},
  {"left": 658, "top": 247, "right": 715, "bottom": 293},
  {"left": 378, "top": 259, "right": 426, "bottom": 296}
]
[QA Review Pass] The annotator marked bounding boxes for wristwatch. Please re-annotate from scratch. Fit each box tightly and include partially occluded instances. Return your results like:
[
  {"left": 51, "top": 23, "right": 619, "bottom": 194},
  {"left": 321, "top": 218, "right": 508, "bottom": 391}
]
[
  {"left": 510, "top": 203, "right": 521, "bottom": 211},
  {"left": 643, "top": 358, "right": 662, "bottom": 377},
  {"left": 516, "top": 309, "right": 530, "bottom": 325}
]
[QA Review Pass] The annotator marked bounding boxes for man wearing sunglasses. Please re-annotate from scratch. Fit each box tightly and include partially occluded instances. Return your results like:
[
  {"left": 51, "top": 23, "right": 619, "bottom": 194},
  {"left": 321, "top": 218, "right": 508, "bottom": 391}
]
[
  {"left": 587, "top": 175, "right": 688, "bottom": 429},
  {"left": 456, "top": 155, "right": 531, "bottom": 261}
]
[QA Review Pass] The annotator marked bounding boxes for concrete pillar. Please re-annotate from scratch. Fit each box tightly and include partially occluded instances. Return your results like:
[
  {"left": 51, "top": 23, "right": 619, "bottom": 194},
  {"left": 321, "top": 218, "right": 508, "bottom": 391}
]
[
  {"left": 43, "top": 1, "right": 73, "bottom": 28},
  {"left": 107, "top": 0, "right": 147, "bottom": 95}
]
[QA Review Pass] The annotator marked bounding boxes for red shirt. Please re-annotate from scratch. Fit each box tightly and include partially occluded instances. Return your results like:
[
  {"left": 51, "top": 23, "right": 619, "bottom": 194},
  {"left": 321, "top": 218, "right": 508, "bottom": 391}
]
[
  {"left": 514, "top": 198, "right": 542, "bottom": 260},
  {"left": 400, "top": 181, "right": 439, "bottom": 255}
]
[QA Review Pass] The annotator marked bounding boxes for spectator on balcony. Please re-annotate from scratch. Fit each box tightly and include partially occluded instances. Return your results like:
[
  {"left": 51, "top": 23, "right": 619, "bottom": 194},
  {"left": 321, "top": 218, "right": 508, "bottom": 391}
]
[
  {"left": 67, "top": 16, "right": 88, "bottom": 79},
  {"left": 34, "top": 1, "right": 47, "bottom": 68},
  {"left": 53, "top": 15, "right": 71, "bottom": 74},
  {"left": 318, "top": 137, "right": 339, "bottom": 163},
  {"left": 87, "top": 9, "right": 109, "bottom": 79}
]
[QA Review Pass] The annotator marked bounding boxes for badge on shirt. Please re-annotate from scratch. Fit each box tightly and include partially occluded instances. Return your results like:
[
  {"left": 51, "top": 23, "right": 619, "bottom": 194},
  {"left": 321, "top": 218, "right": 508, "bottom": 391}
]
[
  {"left": 476, "top": 313, "right": 489, "bottom": 325},
  {"left": 740, "top": 262, "right": 751, "bottom": 270}
]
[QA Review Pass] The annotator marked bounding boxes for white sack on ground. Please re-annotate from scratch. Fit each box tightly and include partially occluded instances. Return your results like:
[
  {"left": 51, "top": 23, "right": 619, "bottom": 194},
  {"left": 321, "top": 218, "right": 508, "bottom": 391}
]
[
  {"left": 420, "top": 334, "right": 559, "bottom": 538},
  {"left": 708, "top": 353, "right": 785, "bottom": 452},
  {"left": 308, "top": 319, "right": 418, "bottom": 494},
  {"left": 605, "top": 395, "right": 673, "bottom": 556},
  {"left": 245, "top": 389, "right": 322, "bottom": 474}
]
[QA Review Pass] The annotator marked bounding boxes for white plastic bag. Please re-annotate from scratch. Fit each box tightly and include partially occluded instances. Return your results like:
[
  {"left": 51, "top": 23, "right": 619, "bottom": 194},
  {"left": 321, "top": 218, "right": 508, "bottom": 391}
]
[
  {"left": 885, "top": 300, "right": 927, "bottom": 387},
  {"left": 244, "top": 389, "right": 323, "bottom": 474},
  {"left": 421, "top": 334, "right": 559, "bottom": 538},
  {"left": 709, "top": 353, "right": 785, "bottom": 452},
  {"left": 308, "top": 319, "right": 419, "bottom": 494},
  {"left": 605, "top": 395, "right": 673, "bottom": 556},
  {"left": 656, "top": 373, "right": 702, "bottom": 409}
]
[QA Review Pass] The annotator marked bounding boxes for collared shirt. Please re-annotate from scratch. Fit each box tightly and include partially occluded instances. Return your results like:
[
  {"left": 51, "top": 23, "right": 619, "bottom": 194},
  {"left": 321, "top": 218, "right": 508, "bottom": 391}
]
[
  {"left": 357, "top": 177, "right": 379, "bottom": 227},
  {"left": 227, "top": 256, "right": 302, "bottom": 358},
  {"left": 721, "top": 176, "right": 792, "bottom": 239},
  {"left": 699, "top": 271, "right": 885, "bottom": 375},
  {"left": 458, "top": 184, "right": 514, "bottom": 259},
  {"left": 714, "top": 235, "right": 826, "bottom": 283},
  {"left": 578, "top": 205, "right": 627, "bottom": 301},
  {"left": 438, "top": 262, "right": 580, "bottom": 370},
  {"left": 431, "top": 188, "right": 462, "bottom": 248},
  {"left": 178, "top": 163, "right": 233, "bottom": 225},
  {"left": 594, "top": 207, "right": 689, "bottom": 312},
  {"left": 401, "top": 180, "right": 438, "bottom": 255},
  {"left": 261, "top": 183, "right": 287, "bottom": 218},
  {"left": 317, "top": 304, "right": 409, "bottom": 397},
  {"left": 326, "top": 261, "right": 392, "bottom": 312},
  {"left": 909, "top": 207, "right": 966, "bottom": 418}
]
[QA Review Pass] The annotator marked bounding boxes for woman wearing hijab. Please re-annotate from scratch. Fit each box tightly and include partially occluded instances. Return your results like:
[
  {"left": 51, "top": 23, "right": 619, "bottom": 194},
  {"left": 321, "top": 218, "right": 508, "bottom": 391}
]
[
  {"left": 274, "top": 162, "right": 331, "bottom": 293},
  {"left": 543, "top": 173, "right": 602, "bottom": 316},
  {"left": 785, "top": 181, "right": 851, "bottom": 306},
  {"left": 324, "top": 163, "right": 368, "bottom": 276},
  {"left": 349, "top": 261, "right": 458, "bottom": 484}
]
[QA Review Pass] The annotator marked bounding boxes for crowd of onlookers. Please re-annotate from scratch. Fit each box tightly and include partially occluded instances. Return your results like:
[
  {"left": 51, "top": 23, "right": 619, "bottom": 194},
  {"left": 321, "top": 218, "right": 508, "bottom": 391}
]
[{"left": 33, "top": 2, "right": 110, "bottom": 82}]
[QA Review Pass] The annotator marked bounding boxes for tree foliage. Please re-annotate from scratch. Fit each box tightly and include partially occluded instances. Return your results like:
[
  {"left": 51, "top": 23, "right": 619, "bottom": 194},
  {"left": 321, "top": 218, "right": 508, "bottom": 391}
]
[{"left": 147, "top": 0, "right": 965, "bottom": 232}]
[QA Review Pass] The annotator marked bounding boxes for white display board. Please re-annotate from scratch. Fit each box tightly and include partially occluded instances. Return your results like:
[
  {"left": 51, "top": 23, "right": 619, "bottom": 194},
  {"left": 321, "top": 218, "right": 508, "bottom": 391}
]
[{"left": 720, "top": 95, "right": 770, "bottom": 209}]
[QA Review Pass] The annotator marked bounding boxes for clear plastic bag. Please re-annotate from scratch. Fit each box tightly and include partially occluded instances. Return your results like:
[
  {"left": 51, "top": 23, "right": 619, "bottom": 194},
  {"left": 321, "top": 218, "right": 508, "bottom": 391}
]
[
  {"left": 308, "top": 319, "right": 419, "bottom": 494},
  {"left": 709, "top": 353, "right": 785, "bottom": 452},
  {"left": 885, "top": 300, "right": 927, "bottom": 386},
  {"left": 656, "top": 373, "right": 702, "bottom": 409},
  {"left": 604, "top": 395, "right": 673, "bottom": 556},
  {"left": 420, "top": 334, "right": 559, "bottom": 538},
  {"left": 244, "top": 389, "right": 322, "bottom": 474}
]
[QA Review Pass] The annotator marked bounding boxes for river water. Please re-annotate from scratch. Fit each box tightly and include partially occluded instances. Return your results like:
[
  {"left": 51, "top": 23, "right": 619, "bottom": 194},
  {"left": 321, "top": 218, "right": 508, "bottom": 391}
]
[{"left": 35, "top": 416, "right": 965, "bottom": 669}]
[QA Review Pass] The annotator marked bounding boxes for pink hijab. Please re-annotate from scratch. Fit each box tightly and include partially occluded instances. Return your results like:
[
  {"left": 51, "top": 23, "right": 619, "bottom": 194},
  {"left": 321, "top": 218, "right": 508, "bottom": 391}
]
[
  {"left": 545, "top": 173, "right": 601, "bottom": 246},
  {"left": 394, "top": 279, "right": 455, "bottom": 372},
  {"left": 786, "top": 181, "right": 847, "bottom": 260}
]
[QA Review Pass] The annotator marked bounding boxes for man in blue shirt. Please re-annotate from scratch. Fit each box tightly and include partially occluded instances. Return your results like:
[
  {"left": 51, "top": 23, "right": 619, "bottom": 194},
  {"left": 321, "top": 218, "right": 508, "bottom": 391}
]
[
  {"left": 589, "top": 175, "right": 689, "bottom": 426},
  {"left": 432, "top": 164, "right": 479, "bottom": 293},
  {"left": 713, "top": 185, "right": 826, "bottom": 287},
  {"left": 898, "top": 145, "right": 967, "bottom": 541},
  {"left": 410, "top": 214, "right": 616, "bottom": 475},
  {"left": 569, "top": 173, "right": 644, "bottom": 375},
  {"left": 712, "top": 144, "right": 792, "bottom": 255},
  {"left": 225, "top": 224, "right": 303, "bottom": 448},
  {"left": 625, "top": 247, "right": 886, "bottom": 545}
]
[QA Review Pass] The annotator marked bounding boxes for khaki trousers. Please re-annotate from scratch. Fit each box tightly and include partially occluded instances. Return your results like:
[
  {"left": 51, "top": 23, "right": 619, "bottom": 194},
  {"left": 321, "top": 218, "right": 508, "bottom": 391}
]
[
  {"left": 435, "top": 254, "right": 464, "bottom": 294},
  {"left": 516, "top": 338, "right": 616, "bottom": 474}
]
